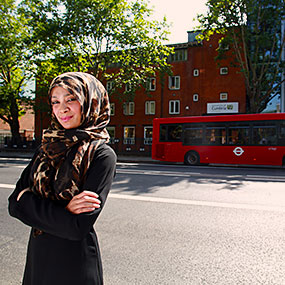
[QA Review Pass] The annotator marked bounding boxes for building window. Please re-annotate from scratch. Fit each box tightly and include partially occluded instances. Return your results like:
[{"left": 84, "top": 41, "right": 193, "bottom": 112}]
[
  {"left": 193, "top": 94, "right": 199, "bottom": 102},
  {"left": 193, "top": 69, "right": 199, "bottom": 77},
  {"left": 106, "top": 126, "right": 115, "bottom": 144},
  {"left": 106, "top": 81, "right": 114, "bottom": 92},
  {"left": 169, "top": 100, "right": 180, "bottom": 114},
  {"left": 110, "top": 103, "right": 115, "bottom": 116},
  {"left": 168, "top": 76, "right": 180, "bottom": 90},
  {"left": 220, "top": 92, "right": 228, "bottom": 101},
  {"left": 146, "top": 78, "right": 156, "bottom": 91},
  {"left": 123, "top": 102, "right": 135, "bottom": 115},
  {"left": 145, "top": 101, "right": 155, "bottom": 115},
  {"left": 124, "top": 126, "right": 135, "bottom": 144},
  {"left": 168, "top": 49, "right": 187, "bottom": 62},
  {"left": 144, "top": 126, "right": 153, "bottom": 145},
  {"left": 220, "top": 67, "right": 228, "bottom": 75},
  {"left": 125, "top": 83, "right": 133, "bottom": 92}
]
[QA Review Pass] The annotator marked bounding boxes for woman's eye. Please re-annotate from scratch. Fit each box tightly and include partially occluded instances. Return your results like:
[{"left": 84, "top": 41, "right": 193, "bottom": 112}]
[
  {"left": 51, "top": 101, "right": 59, "bottom": 105},
  {"left": 67, "top": 97, "right": 77, "bottom": 102}
]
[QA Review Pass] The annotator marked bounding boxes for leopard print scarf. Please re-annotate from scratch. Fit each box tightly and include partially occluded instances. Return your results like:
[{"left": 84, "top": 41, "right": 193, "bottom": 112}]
[{"left": 30, "top": 72, "right": 110, "bottom": 201}]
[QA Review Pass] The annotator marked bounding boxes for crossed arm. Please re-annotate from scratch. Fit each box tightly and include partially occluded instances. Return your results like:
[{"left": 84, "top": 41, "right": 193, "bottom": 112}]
[
  {"left": 17, "top": 188, "right": 101, "bottom": 214},
  {"left": 9, "top": 146, "right": 116, "bottom": 240}
]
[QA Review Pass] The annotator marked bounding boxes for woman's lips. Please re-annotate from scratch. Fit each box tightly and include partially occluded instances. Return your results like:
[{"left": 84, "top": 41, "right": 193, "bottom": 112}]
[{"left": 60, "top": 116, "right": 73, "bottom": 122}]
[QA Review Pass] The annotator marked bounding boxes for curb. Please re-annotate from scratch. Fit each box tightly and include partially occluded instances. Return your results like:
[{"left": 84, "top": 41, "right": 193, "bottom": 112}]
[{"left": 0, "top": 150, "right": 158, "bottom": 164}]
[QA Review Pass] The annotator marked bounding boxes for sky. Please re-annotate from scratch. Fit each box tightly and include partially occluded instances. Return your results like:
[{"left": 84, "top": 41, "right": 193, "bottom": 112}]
[{"left": 149, "top": 0, "right": 208, "bottom": 44}]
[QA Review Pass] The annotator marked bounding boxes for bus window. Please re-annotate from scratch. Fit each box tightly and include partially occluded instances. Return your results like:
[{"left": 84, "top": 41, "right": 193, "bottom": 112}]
[
  {"left": 279, "top": 124, "right": 285, "bottom": 145},
  {"left": 184, "top": 127, "right": 203, "bottom": 145},
  {"left": 159, "top": 124, "right": 182, "bottom": 142},
  {"left": 160, "top": 125, "right": 167, "bottom": 141},
  {"left": 253, "top": 125, "right": 277, "bottom": 145},
  {"left": 205, "top": 126, "right": 226, "bottom": 145},
  {"left": 228, "top": 126, "right": 250, "bottom": 145},
  {"left": 168, "top": 124, "right": 182, "bottom": 141}
]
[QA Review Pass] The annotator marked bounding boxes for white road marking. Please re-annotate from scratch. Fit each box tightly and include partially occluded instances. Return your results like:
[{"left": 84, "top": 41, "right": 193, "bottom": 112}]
[
  {"left": 108, "top": 193, "right": 285, "bottom": 212},
  {"left": 116, "top": 169, "right": 285, "bottom": 182},
  {"left": 0, "top": 157, "right": 31, "bottom": 161},
  {"left": 117, "top": 169, "right": 200, "bottom": 177},
  {"left": 0, "top": 164, "right": 26, "bottom": 168},
  {"left": 0, "top": 183, "right": 15, "bottom": 189}
]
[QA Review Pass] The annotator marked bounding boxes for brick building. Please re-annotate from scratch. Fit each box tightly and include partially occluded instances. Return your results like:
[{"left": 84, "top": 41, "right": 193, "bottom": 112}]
[
  {"left": 35, "top": 31, "right": 246, "bottom": 156},
  {"left": 106, "top": 31, "right": 246, "bottom": 156},
  {"left": 0, "top": 104, "right": 35, "bottom": 148}
]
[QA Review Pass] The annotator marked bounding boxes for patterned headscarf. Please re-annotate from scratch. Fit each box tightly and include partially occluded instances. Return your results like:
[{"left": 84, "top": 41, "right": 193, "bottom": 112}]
[{"left": 30, "top": 72, "right": 110, "bottom": 201}]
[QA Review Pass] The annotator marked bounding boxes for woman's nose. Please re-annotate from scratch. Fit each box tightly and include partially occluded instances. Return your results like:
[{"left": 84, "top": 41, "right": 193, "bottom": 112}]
[{"left": 59, "top": 102, "right": 69, "bottom": 113}]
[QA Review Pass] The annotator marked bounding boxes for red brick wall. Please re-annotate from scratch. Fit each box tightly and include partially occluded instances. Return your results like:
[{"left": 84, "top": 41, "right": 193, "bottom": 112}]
[{"left": 0, "top": 105, "right": 35, "bottom": 139}]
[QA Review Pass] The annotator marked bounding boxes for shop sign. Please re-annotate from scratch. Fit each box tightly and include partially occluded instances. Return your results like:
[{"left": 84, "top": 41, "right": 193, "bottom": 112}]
[{"left": 207, "top": 102, "right": 239, "bottom": 114}]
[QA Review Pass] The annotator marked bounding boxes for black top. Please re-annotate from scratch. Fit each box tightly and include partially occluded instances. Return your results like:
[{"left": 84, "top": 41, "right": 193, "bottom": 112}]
[{"left": 8, "top": 143, "right": 117, "bottom": 285}]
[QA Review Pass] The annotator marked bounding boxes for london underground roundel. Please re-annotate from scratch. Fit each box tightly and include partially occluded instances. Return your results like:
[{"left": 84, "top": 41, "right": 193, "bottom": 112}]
[{"left": 233, "top": 147, "right": 244, "bottom": 156}]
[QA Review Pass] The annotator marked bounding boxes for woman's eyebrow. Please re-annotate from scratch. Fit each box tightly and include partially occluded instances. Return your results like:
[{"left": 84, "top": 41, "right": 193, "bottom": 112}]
[{"left": 51, "top": 93, "right": 73, "bottom": 98}]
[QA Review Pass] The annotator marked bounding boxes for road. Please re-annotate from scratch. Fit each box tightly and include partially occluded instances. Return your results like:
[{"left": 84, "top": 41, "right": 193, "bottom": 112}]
[{"left": 0, "top": 158, "right": 285, "bottom": 284}]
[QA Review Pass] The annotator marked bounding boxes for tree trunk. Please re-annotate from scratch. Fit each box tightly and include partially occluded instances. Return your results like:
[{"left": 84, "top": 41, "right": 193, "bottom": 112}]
[{"left": 9, "top": 96, "right": 21, "bottom": 147}]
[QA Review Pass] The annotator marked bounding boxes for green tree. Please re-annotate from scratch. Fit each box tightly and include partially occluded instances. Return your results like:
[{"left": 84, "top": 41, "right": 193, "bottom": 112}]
[
  {"left": 0, "top": 0, "right": 35, "bottom": 145},
  {"left": 196, "top": 0, "right": 285, "bottom": 113},
  {"left": 0, "top": 0, "right": 172, "bottom": 143},
  {"left": 22, "top": 0, "right": 172, "bottom": 100}
]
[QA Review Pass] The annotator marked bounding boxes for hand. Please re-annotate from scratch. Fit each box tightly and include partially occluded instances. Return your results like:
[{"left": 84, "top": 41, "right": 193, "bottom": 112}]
[
  {"left": 66, "top": 190, "right": 101, "bottom": 214},
  {"left": 17, "top": 188, "right": 30, "bottom": 201}
]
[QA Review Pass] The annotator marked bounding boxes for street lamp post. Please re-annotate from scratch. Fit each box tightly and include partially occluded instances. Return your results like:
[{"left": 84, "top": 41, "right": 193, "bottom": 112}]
[{"left": 281, "top": 18, "right": 285, "bottom": 112}]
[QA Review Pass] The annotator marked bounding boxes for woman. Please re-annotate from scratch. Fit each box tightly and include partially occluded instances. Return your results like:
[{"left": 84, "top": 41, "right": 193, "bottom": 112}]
[{"left": 8, "top": 72, "right": 117, "bottom": 285}]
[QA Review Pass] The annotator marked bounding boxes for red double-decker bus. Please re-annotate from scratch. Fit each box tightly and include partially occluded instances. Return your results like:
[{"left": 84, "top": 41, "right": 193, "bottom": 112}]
[{"left": 152, "top": 113, "right": 285, "bottom": 166}]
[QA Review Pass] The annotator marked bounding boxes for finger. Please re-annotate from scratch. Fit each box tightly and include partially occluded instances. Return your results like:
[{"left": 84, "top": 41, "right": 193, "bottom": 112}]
[
  {"left": 82, "top": 190, "right": 99, "bottom": 198},
  {"left": 80, "top": 202, "right": 101, "bottom": 208},
  {"left": 75, "top": 196, "right": 101, "bottom": 205},
  {"left": 73, "top": 208, "right": 95, "bottom": 214},
  {"left": 71, "top": 201, "right": 100, "bottom": 212},
  {"left": 73, "top": 204, "right": 100, "bottom": 214}
]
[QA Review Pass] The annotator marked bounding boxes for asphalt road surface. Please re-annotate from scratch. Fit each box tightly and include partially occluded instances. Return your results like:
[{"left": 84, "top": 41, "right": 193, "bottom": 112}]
[{"left": 1, "top": 158, "right": 285, "bottom": 284}]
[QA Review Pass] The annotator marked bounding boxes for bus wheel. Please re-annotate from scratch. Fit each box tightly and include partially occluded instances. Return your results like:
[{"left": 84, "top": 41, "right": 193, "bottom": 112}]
[{"left": 184, "top": 151, "right": 200, "bottom": 166}]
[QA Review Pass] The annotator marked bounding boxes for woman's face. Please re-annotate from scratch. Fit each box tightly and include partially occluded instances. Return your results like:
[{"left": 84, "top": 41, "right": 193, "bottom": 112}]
[{"left": 50, "top": 87, "right": 82, "bottom": 129}]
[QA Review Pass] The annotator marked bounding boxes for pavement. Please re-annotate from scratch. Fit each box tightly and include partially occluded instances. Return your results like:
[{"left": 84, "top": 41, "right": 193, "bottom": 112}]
[{"left": 0, "top": 149, "right": 159, "bottom": 164}]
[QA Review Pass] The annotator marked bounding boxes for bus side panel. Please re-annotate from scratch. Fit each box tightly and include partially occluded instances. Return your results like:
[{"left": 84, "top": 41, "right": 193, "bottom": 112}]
[
  {"left": 153, "top": 143, "right": 185, "bottom": 162},
  {"left": 243, "top": 146, "right": 284, "bottom": 166},
  {"left": 153, "top": 143, "right": 285, "bottom": 165},
  {"left": 188, "top": 146, "right": 284, "bottom": 166}
]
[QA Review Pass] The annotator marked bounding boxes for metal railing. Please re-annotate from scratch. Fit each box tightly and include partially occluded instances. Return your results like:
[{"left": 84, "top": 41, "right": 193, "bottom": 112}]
[{"left": 0, "top": 134, "right": 37, "bottom": 150}]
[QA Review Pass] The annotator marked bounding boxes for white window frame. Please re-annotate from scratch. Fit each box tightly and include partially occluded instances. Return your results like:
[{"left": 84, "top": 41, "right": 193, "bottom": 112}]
[
  {"left": 110, "top": 103, "right": 115, "bottom": 116},
  {"left": 220, "top": 92, "right": 228, "bottom": 101},
  {"left": 144, "top": 126, "right": 153, "bottom": 145},
  {"left": 193, "top": 94, "right": 199, "bottom": 102},
  {"left": 123, "top": 102, "right": 135, "bottom": 115},
  {"left": 220, "top": 67, "right": 228, "bottom": 75},
  {"left": 146, "top": 78, "right": 156, "bottom": 91},
  {"left": 125, "top": 83, "right": 132, "bottom": 92},
  {"left": 145, "top": 101, "right": 155, "bottom": 115},
  {"left": 106, "top": 81, "right": 114, "bottom": 92},
  {"left": 123, "top": 126, "right": 135, "bottom": 145},
  {"left": 193, "top": 69, "right": 199, "bottom": 77},
  {"left": 168, "top": 76, "right": 180, "bottom": 90},
  {"left": 168, "top": 49, "right": 187, "bottom": 62},
  {"left": 169, "top": 100, "right": 180, "bottom": 114}
]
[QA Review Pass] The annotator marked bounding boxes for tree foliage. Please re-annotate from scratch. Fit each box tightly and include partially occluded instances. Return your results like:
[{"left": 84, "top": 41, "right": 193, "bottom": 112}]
[
  {"left": 196, "top": 0, "right": 285, "bottom": 113},
  {"left": 0, "top": 0, "right": 35, "bottom": 142},
  {"left": 22, "top": 0, "right": 172, "bottom": 98},
  {"left": 0, "top": 0, "right": 172, "bottom": 141}
]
